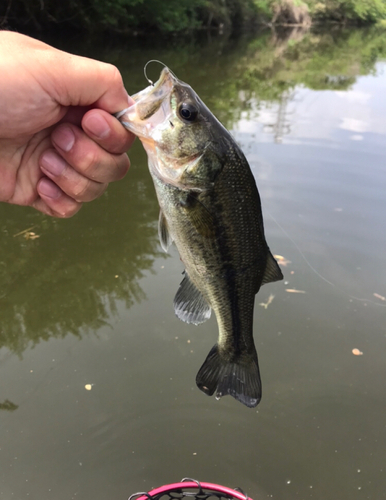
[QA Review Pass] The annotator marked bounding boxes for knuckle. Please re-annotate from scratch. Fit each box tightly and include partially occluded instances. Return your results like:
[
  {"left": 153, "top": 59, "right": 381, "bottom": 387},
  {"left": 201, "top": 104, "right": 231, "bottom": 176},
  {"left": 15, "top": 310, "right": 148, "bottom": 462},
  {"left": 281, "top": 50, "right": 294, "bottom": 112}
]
[
  {"left": 78, "top": 149, "right": 99, "bottom": 179},
  {"left": 72, "top": 178, "right": 91, "bottom": 200},
  {"left": 70, "top": 177, "right": 107, "bottom": 203},
  {"left": 106, "top": 64, "right": 123, "bottom": 87}
]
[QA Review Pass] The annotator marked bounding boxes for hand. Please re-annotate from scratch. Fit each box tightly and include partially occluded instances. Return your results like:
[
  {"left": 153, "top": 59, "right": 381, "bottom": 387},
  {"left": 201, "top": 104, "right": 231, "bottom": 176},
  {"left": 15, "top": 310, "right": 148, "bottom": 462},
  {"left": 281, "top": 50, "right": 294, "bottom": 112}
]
[{"left": 0, "top": 31, "right": 135, "bottom": 217}]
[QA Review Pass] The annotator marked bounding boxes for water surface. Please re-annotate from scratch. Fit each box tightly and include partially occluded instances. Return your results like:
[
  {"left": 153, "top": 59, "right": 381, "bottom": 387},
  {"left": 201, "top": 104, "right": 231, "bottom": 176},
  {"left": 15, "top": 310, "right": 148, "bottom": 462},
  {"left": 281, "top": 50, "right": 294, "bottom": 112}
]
[{"left": 1, "top": 28, "right": 385, "bottom": 500}]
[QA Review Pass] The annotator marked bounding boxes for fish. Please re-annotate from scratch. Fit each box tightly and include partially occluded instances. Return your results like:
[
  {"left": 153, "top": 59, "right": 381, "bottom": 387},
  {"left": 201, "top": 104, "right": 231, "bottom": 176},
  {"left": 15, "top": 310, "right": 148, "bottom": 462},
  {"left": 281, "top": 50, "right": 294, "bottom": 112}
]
[{"left": 116, "top": 66, "right": 283, "bottom": 408}]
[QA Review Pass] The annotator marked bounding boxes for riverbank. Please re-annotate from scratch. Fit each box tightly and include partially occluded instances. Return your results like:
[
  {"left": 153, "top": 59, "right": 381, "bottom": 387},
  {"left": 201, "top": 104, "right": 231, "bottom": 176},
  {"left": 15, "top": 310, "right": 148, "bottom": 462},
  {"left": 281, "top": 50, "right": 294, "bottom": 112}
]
[{"left": 1, "top": 0, "right": 385, "bottom": 37}]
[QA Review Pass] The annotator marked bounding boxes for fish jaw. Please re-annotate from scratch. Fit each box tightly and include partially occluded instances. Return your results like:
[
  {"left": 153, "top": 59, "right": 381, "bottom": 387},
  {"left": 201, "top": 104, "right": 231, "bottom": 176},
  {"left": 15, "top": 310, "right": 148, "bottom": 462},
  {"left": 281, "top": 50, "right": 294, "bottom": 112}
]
[{"left": 116, "top": 67, "right": 175, "bottom": 140}]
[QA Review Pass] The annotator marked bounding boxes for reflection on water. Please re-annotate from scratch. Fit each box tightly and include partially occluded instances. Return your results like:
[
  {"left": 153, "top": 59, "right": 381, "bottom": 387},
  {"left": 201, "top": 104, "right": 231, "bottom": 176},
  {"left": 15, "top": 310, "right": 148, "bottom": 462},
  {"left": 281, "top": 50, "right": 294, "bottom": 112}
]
[
  {"left": 0, "top": 143, "right": 162, "bottom": 354},
  {"left": 1, "top": 26, "right": 386, "bottom": 500}
]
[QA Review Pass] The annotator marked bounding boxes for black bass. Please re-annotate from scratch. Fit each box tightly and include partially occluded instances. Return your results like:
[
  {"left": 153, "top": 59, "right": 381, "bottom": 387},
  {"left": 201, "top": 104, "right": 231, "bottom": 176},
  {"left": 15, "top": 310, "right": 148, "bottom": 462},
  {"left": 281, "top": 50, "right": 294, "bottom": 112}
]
[{"left": 116, "top": 67, "right": 283, "bottom": 408}]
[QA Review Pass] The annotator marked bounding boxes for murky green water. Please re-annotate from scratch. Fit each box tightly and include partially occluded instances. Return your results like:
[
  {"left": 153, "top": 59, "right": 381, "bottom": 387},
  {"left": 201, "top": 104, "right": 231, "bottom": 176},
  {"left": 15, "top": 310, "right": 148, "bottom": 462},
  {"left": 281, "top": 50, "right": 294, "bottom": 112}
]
[{"left": 1, "top": 27, "right": 386, "bottom": 500}]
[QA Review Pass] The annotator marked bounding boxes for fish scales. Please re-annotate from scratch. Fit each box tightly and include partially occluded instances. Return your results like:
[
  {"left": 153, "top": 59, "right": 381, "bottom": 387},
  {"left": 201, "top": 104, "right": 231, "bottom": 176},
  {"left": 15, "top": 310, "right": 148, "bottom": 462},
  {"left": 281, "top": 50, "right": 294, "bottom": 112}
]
[
  {"left": 117, "top": 66, "right": 283, "bottom": 408},
  {"left": 155, "top": 143, "right": 263, "bottom": 346}
]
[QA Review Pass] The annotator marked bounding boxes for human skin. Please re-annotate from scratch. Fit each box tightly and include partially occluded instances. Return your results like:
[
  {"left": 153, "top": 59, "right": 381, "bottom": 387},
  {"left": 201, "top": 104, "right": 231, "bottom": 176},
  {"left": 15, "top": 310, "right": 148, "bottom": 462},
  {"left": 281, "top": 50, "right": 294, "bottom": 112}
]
[{"left": 0, "top": 31, "right": 135, "bottom": 217}]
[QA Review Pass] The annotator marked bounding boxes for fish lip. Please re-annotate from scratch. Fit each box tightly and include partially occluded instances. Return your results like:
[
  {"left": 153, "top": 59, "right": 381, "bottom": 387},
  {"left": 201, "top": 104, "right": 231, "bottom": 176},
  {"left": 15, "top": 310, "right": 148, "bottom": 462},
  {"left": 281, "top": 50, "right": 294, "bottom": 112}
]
[
  {"left": 132, "top": 67, "right": 174, "bottom": 102},
  {"left": 113, "top": 84, "right": 155, "bottom": 121},
  {"left": 115, "top": 67, "right": 176, "bottom": 137}
]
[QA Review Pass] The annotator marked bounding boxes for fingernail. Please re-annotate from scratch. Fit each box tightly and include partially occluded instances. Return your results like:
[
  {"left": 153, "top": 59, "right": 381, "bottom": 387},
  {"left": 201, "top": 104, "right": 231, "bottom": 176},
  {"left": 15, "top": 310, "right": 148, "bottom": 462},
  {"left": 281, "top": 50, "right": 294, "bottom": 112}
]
[
  {"left": 83, "top": 114, "right": 110, "bottom": 139},
  {"left": 40, "top": 150, "right": 66, "bottom": 176},
  {"left": 38, "top": 178, "right": 62, "bottom": 199},
  {"left": 52, "top": 126, "right": 75, "bottom": 152}
]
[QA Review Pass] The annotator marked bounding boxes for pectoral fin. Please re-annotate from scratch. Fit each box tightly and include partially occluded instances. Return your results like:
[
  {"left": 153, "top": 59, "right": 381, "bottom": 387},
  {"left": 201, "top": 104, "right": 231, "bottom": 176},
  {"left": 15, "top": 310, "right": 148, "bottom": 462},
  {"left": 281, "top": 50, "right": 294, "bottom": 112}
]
[
  {"left": 261, "top": 250, "right": 283, "bottom": 286},
  {"left": 173, "top": 272, "right": 211, "bottom": 325},
  {"left": 179, "top": 192, "right": 216, "bottom": 239},
  {"left": 158, "top": 209, "right": 173, "bottom": 252}
]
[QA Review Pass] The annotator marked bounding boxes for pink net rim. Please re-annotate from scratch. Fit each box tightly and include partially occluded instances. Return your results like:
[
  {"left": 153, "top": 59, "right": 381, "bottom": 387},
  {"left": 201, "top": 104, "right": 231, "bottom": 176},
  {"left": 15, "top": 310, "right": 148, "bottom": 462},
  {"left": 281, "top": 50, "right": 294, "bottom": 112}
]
[{"left": 130, "top": 480, "right": 253, "bottom": 500}]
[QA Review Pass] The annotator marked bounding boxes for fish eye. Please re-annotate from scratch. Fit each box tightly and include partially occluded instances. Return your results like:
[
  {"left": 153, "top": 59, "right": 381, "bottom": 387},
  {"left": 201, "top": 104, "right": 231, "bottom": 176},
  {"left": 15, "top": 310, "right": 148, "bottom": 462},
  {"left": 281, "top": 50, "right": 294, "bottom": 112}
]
[{"left": 179, "top": 103, "right": 198, "bottom": 122}]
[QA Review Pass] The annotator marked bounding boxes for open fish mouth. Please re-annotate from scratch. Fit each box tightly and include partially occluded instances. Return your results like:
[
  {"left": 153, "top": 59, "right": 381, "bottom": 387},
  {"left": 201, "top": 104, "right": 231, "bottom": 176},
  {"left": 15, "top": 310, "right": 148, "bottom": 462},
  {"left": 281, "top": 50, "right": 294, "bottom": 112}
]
[{"left": 115, "top": 67, "right": 176, "bottom": 139}]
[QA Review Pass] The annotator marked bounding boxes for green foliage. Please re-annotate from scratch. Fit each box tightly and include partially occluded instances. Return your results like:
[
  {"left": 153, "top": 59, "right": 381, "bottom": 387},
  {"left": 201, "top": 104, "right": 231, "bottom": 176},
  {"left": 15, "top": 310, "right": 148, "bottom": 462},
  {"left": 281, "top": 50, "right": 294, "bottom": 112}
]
[
  {"left": 0, "top": 148, "right": 163, "bottom": 355},
  {"left": 253, "top": 0, "right": 274, "bottom": 17},
  {"left": 1, "top": 0, "right": 385, "bottom": 32},
  {"left": 88, "top": 0, "right": 205, "bottom": 33},
  {"left": 253, "top": 0, "right": 386, "bottom": 25},
  {"left": 0, "top": 0, "right": 258, "bottom": 34},
  {"left": 309, "top": 0, "right": 386, "bottom": 23}
]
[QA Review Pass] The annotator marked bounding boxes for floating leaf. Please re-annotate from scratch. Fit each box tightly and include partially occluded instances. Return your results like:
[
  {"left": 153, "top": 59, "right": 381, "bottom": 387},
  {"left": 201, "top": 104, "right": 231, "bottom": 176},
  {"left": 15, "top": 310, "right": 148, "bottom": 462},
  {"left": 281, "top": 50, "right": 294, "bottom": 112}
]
[
  {"left": 274, "top": 255, "right": 292, "bottom": 267},
  {"left": 24, "top": 231, "right": 40, "bottom": 240},
  {"left": 259, "top": 294, "right": 275, "bottom": 309}
]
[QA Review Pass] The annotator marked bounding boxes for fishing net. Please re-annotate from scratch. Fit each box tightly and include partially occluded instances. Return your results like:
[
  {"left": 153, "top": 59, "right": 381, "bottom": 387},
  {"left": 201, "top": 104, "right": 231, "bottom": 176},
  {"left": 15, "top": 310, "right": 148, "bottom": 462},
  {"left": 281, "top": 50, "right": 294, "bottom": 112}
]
[{"left": 128, "top": 478, "right": 253, "bottom": 500}]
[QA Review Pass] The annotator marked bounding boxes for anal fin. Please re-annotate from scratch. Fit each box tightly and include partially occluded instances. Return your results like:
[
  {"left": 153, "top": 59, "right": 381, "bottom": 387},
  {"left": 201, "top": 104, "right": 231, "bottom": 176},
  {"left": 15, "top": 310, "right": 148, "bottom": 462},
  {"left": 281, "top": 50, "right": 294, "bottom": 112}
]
[
  {"left": 261, "top": 250, "right": 283, "bottom": 286},
  {"left": 173, "top": 272, "right": 211, "bottom": 325}
]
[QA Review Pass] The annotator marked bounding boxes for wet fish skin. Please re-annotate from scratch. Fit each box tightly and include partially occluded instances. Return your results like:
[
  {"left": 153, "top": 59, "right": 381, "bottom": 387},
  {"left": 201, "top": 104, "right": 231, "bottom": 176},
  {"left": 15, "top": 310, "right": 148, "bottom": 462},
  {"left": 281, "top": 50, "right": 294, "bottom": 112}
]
[{"left": 118, "top": 68, "right": 283, "bottom": 408}]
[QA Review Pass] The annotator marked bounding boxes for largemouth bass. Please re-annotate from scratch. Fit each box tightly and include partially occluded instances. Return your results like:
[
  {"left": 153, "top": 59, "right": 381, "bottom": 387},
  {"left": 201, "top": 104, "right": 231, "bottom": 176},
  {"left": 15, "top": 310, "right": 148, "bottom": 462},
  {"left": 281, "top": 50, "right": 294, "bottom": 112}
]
[{"left": 117, "top": 67, "right": 283, "bottom": 408}]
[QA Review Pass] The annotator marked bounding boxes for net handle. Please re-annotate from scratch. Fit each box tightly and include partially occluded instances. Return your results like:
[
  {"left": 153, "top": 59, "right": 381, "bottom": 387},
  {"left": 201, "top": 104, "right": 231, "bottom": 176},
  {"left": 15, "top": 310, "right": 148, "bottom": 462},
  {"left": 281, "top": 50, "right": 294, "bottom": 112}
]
[{"left": 130, "top": 481, "right": 252, "bottom": 500}]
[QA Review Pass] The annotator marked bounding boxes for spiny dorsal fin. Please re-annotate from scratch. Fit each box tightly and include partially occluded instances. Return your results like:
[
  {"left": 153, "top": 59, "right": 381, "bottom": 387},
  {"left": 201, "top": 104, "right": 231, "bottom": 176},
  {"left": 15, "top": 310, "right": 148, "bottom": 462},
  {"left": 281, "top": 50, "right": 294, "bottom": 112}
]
[
  {"left": 173, "top": 272, "right": 211, "bottom": 325},
  {"left": 158, "top": 209, "right": 173, "bottom": 252},
  {"left": 261, "top": 250, "right": 283, "bottom": 286}
]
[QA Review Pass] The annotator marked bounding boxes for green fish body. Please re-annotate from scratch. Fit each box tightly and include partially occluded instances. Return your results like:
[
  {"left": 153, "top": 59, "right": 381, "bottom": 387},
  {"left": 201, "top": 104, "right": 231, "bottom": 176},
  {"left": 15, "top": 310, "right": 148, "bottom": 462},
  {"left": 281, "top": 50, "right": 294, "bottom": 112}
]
[{"left": 117, "top": 67, "right": 283, "bottom": 408}]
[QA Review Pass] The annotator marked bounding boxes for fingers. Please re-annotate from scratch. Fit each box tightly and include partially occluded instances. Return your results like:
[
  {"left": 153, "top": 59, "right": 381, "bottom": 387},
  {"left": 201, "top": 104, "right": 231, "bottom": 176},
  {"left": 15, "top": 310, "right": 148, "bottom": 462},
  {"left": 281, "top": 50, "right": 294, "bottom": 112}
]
[
  {"left": 49, "top": 126, "right": 130, "bottom": 184},
  {"left": 38, "top": 111, "right": 132, "bottom": 209},
  {"left": 37, "top": 108, "right": 134, "bottom": 217},
  {"left": 34, "top": 178, "right": 82, "bottom": 218},
  {"left": 82, "top": 108, "right": 136, "bottom": 154},
  {"left": 39, "top": 149, "right": 108, "bottom": 202},
  {"left": 51, "top": 113, "right": 132, "bottom": 183}
]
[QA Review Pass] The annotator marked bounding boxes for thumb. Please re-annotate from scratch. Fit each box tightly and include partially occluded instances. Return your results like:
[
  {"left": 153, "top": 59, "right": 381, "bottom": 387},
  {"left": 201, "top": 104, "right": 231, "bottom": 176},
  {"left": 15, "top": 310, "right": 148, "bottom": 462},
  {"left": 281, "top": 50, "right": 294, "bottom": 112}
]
[
  {"left": 45, "top": 49, "right": 130, "bottom": 114},
  {"left": 2, "top": 32, "right": 131, "bottom": 114}
]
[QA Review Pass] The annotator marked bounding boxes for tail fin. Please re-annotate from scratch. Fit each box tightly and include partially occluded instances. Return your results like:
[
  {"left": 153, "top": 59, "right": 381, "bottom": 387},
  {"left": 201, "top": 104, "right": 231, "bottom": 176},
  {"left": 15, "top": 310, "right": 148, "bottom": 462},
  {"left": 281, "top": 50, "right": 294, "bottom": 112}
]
[{"left": 196, "top": 344, "right": 262, "bottom": 408}]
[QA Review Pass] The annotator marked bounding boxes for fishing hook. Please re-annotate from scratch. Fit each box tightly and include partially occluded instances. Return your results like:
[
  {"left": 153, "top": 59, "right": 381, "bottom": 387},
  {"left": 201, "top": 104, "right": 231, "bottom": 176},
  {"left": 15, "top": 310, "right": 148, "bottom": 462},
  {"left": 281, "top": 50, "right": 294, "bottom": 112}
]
[
  {"left": 144, "top": 60, "right": 178, "bottom": 86},
  {"left": 144, "top": 60, "right": 168, "bottom": 86}
]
